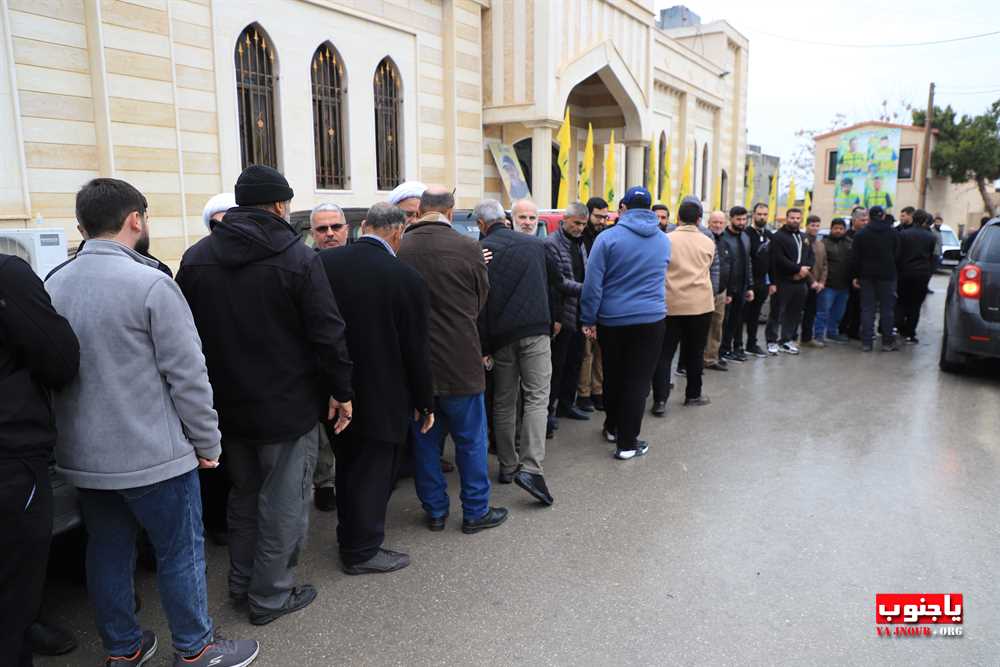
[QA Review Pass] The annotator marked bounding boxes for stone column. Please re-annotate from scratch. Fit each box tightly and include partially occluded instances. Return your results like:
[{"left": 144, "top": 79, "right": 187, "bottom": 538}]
[
  {"left": 528, "top": 122, "right": 559, "bottom": 208},
  {"left": 625, "top": 142, "right": 647, "bottom": 189}
]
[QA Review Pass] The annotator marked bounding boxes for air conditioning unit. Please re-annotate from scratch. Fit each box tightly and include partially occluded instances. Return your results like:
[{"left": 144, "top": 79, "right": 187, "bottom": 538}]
[{"left": 0, "top": 228, "right": 68, "bottom": 278}]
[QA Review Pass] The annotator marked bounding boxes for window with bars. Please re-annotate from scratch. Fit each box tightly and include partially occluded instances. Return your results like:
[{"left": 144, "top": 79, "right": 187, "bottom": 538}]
[
  {"left": 374, "top": 58, "right": 402, "bottom": 190},
  {"left": 235, "top": 24, "right": 279, "bottom": 169},
  {"left": 312, "top": 43, "right": 348, "bottom": 190}
]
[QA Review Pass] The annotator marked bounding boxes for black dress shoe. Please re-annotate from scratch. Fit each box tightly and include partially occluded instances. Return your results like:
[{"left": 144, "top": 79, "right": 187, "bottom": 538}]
[
  {"left": 497, "top": 470, "right": 515, "bottom": 484},
  {"left": 342, "top": 548, "right": 410, "bottom": 575},
  {"left": 592, "top": 395, "right": 605, "bottom": 411},
  {"left": 575, "top": 397, "right": 595, "bottom": 412},
  {"left": 462, "top": 507, "right": 509, "bottom": 534},
  {"left": 705, "top": 361, "right": 728, "bottom": 371},
  {"left": 249, "top": 585, "right": 317, "bottom": 626},
  {"left": 29, "top": 621, "right": 77, "bottom": 656},
  {"left": 651, "top": 400, "right": 666, "bottom": 417},
  {"left": 514, "top": 471, "right": 554, "bottom": 506},
  {"left": 683, "top": 395, "right": 711, "bottom": 407},
  {"left": 556, "top": 405, "right": 591, "bottom": 420},
  {"left": 427, "top": 513, "right": 448, "bottom": 531},
  {"left": 313, "top": 486, "right": 336, "bottom": 512}
]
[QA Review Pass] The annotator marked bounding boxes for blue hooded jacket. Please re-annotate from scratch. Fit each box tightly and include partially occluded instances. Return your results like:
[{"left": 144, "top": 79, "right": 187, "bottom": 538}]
[{"left": 579, "top": 208, "right": 670, "bottom": 327}]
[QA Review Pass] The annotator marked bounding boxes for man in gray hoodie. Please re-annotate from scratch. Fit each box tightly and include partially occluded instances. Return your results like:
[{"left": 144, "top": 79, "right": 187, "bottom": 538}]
[{"left": 47, "top": 178, "right": 259, "bottom": 667}]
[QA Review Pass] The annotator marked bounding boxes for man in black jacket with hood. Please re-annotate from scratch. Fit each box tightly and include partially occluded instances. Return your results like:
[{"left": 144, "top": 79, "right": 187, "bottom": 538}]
[
  {"left": 851, "top": 205, "right": 900, "bottom": 352},
  {"left": 177, "top": 165, "right": 354, "bottom": 626},
  {"left": 895, "top": 208, "right": 937, "bottom": 343},
  {"left": 765, "top": 208, "right": 814, "bottom": 355},
  {"left": 743, "top": 202, "right": 772, "bottom": 357},
  {"left": 0, "top": 254, "right": 79, "bottom": 667}
]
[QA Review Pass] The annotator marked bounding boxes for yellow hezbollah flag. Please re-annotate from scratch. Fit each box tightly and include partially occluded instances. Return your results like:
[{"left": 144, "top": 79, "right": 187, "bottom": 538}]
[
  {"left": 604, "top": 130, "right": 617, "bottom": 206},
  {"left": 646, "top": 134, "right": 658, "bottom": 196},
  {"left": 744, "top": 159, "right": 755, "bottom": 209},
  {"left": 677, "top": 150, "right": 693, "bottom": 211},
  {"left": 711, "top": 171, "right": 722, "bottom": 211},
  {"left": 579, "top": 123, "right": 594, "bottom": 202},
  {"left": 556, "top": 108, "right": 571, "bottom": 209},
  {"left": 659, "top": 139, "right": 672, "bottom": 206},
  {"left": 767, "top": 172, "right": 778, "bottom": 223},
  {"left": 786, "top": 178, "right": 797, "bottom": 219},
  {"left": 803, "top": 190, "right": 812, "bottom": 220}
]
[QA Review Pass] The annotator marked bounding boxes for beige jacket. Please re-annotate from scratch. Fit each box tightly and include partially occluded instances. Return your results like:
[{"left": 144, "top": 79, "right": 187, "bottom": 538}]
[
  {"left": 805, "top": 233, "right": 828, "bottom": 285},
  {"left": 665, "top": 225, "right": 716, "bottom": 316}
]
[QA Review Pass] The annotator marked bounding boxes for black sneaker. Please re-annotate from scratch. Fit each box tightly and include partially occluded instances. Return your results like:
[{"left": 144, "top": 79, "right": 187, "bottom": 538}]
[
  {"left": 650, "top": 400, "right": 666, "bottom": 417},
  {"left": 675, "top": 367, "right": 687, "bottom": 376},
  {"left": 592, "top": 395, "right": 605, "bottom": 411},
  {"left": 105, "top": 630, "right": 157, "bottom": 666},
  {"left": 683, "top": 396, "right": 712, "bottom": 407},
  {"left": 614, "top": 441, "right": 649, "bottom": 460},
  {"left": 904, "top": 336, "right": 919, "bottom": 344},
  {"left": 342, "top": 548, "right": 410, "bottom": 575},
  {"left": 575, "top": 397, "right": 595, "bottom": 412},
  {"left": 731, "top": 350, "right": 749, "bottom": 362},
  {"left": 745, "top": 345, "right": 767, "bottom": 358},
  {"left": 172, "top": 637, "right": 259, "bottom": 667},
  {"left": 462, "top": 507, "right": 509, "bottom": 534},
  {"left": 249, "top": 585, "right": 317, "bottom": 626}
]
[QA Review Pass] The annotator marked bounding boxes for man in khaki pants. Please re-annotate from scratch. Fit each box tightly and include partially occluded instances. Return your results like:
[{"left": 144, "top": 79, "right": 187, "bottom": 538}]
[{"left": 703, "top": 211, "right": 730, "bottom": 372}]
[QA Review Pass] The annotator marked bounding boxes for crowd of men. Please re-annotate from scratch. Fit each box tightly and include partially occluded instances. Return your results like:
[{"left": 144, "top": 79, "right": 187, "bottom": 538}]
[{"left": 0, "top": 164, "right": 944, "bottom": 666}]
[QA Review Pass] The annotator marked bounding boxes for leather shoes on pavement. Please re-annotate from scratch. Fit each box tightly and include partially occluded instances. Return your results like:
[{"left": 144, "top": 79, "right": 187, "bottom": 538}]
[
  {"left": 498, "top": 470, "right": 515, "bottom": 484},
  {"left": 342, "top": 548, "right": 410, "bottom": 575},
  {"left": 556, "top": 405, "right": 591, "bottom": 420},
  {"left": 650, "top": 400, "right": 666, "bottom": 417},
  {"left": 514, "top": 471, "right": 554, "bottom": 506},
  {"left": 29, "top": 621, "right": 77, "bottom": 656},
  {"left": 683, "top": 395, "right": 711, "bottom": 407},
  {"left": 462, "top": 507, "right": 509, "bottom": 534},
  {"left": 249, "top": 585, "right": 317, "bottom": 626},
  {"left": 426, "top": 513, "right": 448, "bottom": 531}
]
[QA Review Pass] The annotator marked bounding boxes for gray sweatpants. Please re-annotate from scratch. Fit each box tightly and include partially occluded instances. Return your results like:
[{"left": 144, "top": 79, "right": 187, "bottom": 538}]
[
  {"left": 313, "top": 423, "right": 335, "bottom": 489},
  {"left": 226, "top": 425, "right": 319, "bottom": 614},
  {"left": 492, "top": 335, "right": 552, "bottom": 475}
]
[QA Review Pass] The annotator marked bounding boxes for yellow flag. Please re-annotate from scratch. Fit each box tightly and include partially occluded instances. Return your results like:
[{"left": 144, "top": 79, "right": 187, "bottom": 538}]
[
  {"left": 604, "top": 130, "right": 617, "bottom": 206},
  {"left": 803, "top": 190, "right": 812, "bottom": 220},
  {"left": 786, "top": 178, "right": 797, "bottom": 218},
  {"left": 711, "top": 172, "right": 722, "bottom": 211},
  {"left": 556, "top": 108, "right": 571, "bottom": 209},
  {"left": 579, "top": 124, "right": 594, "bottom": 202},
  {"left": 744, "top": 159, "right": 755, "bottom": 209},
  {"left": 646, "top": 134, "right": 658, "bottom": 196},
  {"left": 677, "top": 150, "right": 693, "bottom": 211},
  {"left": 767, "top": 172, "right": 778, "bottom": 223},
  {"left": 659, "top": 139, "right": 672, "bottom": 207}
]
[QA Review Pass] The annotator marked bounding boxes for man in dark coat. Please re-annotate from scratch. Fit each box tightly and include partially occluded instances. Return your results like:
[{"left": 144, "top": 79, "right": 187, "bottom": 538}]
[
  {"left": 545, "top": 201, "right": 591, "bottom": 435},
  {"left": 765, "top": 208, "right": 814, "bottom": 355},
  {"left": 895, "top": 208, "right": 938, "bottom": 343},
  {"left": 177, "top": 165, "right": 354, "bottom": 626},
  {"left": 851, "top": 206, "right": 900, "bottom": 352},
  {"left": 477, "top": 199, "right": 560, "bottom": 505},
  {"left": 320, "top": 203, "right": 434, "bottom": 574},
  {"left": 719, "top": 206, "right": 754, "bottom": 361},
  {"left": 0, "top": 254, "right": 79, "bottom": 667},
  {"left": 742, "top": 202, "right": 772, "bottom": 357}
]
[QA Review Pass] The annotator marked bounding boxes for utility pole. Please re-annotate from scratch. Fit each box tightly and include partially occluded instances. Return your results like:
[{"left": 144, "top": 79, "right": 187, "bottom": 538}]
[{"left": 918, "top": 82, "right": 935, "bottom": 209}]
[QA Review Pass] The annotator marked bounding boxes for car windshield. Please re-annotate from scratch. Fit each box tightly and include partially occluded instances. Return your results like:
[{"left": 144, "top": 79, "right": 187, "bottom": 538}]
[{"left": 940, "top": 229, "right": 959, "bottom": 246}]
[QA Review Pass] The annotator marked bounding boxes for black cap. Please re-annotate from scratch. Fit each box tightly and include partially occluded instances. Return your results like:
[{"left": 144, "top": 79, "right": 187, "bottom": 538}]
[
  {"left": 235, "top": 165, "right": 294, "bottom": 206},
  {"left": 869, "top": 206, "right": 885, "bottom": 221}
]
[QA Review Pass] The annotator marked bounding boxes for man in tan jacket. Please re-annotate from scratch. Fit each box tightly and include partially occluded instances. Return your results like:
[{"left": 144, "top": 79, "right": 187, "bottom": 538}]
[
  {"left": 800, "top": 214, "right": 828, "bottom": 348},
  {"left": 651, "top": 198, "right": 717, "bottom": 414}
]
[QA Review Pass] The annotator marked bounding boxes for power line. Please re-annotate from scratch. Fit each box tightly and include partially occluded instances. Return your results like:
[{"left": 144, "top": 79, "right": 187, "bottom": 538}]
[
  {"left": 938, "top": 88, "right": 1000, "bottom": 96},
  {"left": 749, "top": 28, "right": 1000, "bottom": 49}
]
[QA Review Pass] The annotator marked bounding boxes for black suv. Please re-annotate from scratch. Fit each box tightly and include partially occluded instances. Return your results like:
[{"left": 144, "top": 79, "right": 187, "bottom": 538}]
[{"left": 940, "top": 217, "right": 1000, "bottom": 372}]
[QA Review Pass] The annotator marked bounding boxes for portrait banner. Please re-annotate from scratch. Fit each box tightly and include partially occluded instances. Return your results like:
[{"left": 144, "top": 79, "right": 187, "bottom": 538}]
[
  {"left": 833, "top": 127, "right": 900, "bottom": 216},
  {"left": 489, "top": 143, "right": 531, "bottom": 201}
]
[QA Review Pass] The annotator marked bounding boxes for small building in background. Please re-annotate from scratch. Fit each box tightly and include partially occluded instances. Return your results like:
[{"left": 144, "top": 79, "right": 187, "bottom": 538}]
[
  {"left": 658, "top": 5, "right": 701, "bottom": 29},
  {"left": 746, "top": 145, "right": 780, "bottom": 208}
]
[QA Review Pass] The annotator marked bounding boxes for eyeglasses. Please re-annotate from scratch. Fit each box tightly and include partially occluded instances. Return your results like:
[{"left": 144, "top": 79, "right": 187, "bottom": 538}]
[
  {"left": 313, "top": 223, "right": 346, "bottom": 233},
  {"left": 592, "top": 214, "right": 609, "bottom": 222}
]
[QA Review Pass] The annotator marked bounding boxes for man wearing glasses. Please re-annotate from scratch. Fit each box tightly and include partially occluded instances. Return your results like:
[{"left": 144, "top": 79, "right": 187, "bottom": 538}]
[{"left": 310, "top": 203, "right": 349, "bottom": 250}]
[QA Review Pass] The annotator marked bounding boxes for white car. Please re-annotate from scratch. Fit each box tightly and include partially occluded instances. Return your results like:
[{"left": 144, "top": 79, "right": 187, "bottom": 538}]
[{"left": 938, "top": 224, "right": 961, "bottom": 270}]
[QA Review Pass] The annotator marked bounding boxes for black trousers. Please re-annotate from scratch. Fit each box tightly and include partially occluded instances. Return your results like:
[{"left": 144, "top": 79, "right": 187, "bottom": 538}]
[
  {"left": 0, "top": 458, "right": 53, "bottom": 667},
  {"left": 721, "top": 291, "right": 747, "bottom": 355},
  {"left": 840, "top": 286, "right": 861, "bottom": 339},
  {"left": 549, "top": 328, "right": 585, "bottom": 414},
  {"left": 800, "top": 288, "right": 818, "bottom": 342},
  {"left": 743, "top": 282, "right": 769, "bottom": 349},
  {"left": 660, "top": 313, "right": 713, "bottom": 402},
  {"left": 598, "top": 319, "right": 665, "bottom": 450},
  {"left": 198, "top": 453, "right": 230, "bottom": 535},
  {"left": 333, "top": 429, "right": 402, "bottom": 566},
  {"left": 896, "top": 273, "right": 932, "bottom": 337},
  {"left": 766, "top": 281, "right": 808, "bottom": 344}
]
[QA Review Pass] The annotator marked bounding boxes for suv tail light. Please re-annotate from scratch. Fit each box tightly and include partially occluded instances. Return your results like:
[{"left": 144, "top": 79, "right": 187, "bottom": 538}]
[{"left": 959, "top": 265, "right": 982, "bottom": 299}]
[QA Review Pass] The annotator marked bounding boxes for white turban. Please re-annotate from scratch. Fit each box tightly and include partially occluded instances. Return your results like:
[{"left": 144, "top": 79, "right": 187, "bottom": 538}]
[
  {"left": 202, "top": 193, "right": 237, "bottom": 230},
  {"left": 387, "top": 181, "right": 427, "bottom": 205}
]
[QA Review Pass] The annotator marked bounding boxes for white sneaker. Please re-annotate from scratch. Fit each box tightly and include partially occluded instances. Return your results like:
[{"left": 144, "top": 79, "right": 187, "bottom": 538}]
[
  {"left": 614, "top": 442, "right": 649, "bottom": 460},
  {"left": 766, "top": 342, "right": 779, "bottom": 356},
  {"left": 779, "top": 342, "right": 800, "bottom": 355}
]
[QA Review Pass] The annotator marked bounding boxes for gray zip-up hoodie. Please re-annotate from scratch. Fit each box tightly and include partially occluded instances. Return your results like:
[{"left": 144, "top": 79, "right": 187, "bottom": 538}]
[{"left": 47, "top": 240, "right": 220, "bottom": 490}]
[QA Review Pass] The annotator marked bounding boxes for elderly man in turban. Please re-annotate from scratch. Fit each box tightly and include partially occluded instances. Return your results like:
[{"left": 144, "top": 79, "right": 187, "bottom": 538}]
[{"left": 387, "top": 181, "right": 427, "bottom": 227}]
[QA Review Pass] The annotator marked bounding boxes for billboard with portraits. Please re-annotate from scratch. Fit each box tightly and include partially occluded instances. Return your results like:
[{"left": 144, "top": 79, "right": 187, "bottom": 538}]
[{"left": 833, "top": 127, "right": 900, "bottom": 216}]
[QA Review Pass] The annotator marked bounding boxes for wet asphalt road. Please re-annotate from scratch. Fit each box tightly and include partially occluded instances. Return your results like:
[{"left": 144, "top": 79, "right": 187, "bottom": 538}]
[{"left": 37, "top": 275, "right": 1000, "bottom": 666}]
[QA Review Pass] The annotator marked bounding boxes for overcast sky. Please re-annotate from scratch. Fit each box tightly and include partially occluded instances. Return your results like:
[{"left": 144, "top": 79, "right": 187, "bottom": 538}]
[{"left": 659, "top": 0, "right": 1000, "bottom": 186}]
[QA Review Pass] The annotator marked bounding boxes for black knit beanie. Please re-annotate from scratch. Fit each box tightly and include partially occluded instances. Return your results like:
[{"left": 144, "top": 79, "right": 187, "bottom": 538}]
[{"left": 235, "top": 165, "right": 294, "bottom": 206}]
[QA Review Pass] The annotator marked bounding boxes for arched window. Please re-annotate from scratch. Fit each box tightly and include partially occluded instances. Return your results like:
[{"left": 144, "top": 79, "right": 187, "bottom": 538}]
[
  {"left": 700, "top": 143, "right": 709, "bottom": 201},
  {"left": 312, "top": 43, "right": 348, "bottom": 189},
  {"left": 374, "top": 57, "right": 402, "bottom": 190},
  {"left": 720, "top": 169, "right": 728, "bottom": 210},
  {"left": 657, "top": 131, "right": 668, "bottom": 197},
  {"left": 235, "top": 24, "right": 278, "bottom": 169}
]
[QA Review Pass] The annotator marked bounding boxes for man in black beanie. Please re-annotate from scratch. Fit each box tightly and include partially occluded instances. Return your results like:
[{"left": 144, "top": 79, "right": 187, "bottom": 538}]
[{"left": 177, "top": 165, "right": 354, "bottom": 625}]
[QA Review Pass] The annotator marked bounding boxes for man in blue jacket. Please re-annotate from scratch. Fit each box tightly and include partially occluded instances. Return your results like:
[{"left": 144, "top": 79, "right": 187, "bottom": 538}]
[{"left": 580, "top": 187, "right": 670, "bottom": 461}]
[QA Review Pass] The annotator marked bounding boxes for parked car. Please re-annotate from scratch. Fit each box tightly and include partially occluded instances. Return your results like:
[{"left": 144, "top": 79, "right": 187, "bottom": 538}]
[
  {"left": 938, "top": 224, "right": 961, "bottom": 270},
  {"left": 940, "top": 217, "right": 1000, "bottom": 372}
]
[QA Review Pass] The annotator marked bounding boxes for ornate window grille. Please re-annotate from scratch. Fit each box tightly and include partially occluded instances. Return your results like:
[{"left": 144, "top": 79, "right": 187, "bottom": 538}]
[
  {"left": 312, "top": 43, "right": 348, "bottom": 189},
  {"left": 373, "top": 58, "right": 402, "bottom": 190},
  {"left": 235, "top": 24, "right": 278, "bottom": 169}
]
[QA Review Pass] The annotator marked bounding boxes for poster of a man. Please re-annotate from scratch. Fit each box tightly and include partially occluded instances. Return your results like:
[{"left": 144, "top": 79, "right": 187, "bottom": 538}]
[
  {"left": 835, "top": 176, "right": 861, "bottom": 213},
  {"left": 489, "top": 143, "right": 531, "bottom": 200},
  {"left": 834, "top": 128, "right": 900, "bottom": 215}
]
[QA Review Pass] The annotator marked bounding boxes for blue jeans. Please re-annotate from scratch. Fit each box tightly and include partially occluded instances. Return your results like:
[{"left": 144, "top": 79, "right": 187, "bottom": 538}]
[
  {"left": 814, "top": 287, "right": 850, "bottom": 339},
  {"left": 411, "top": 394, "right": 490, "bottom": 521},
  {"left": 78, "top": 469, "right": 213, "bottom": 657}
]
